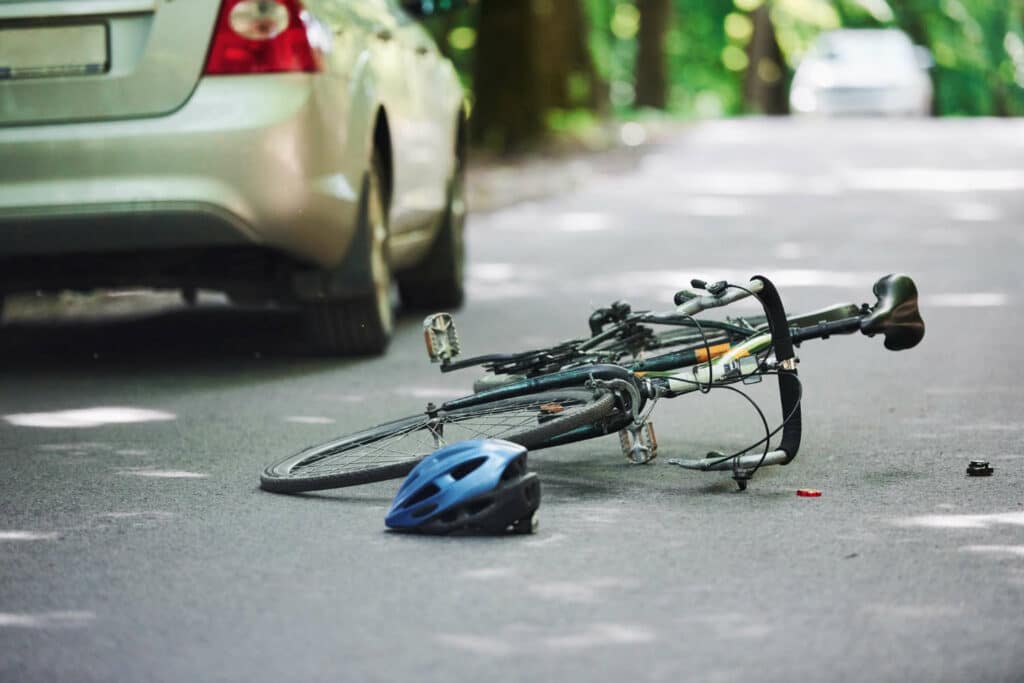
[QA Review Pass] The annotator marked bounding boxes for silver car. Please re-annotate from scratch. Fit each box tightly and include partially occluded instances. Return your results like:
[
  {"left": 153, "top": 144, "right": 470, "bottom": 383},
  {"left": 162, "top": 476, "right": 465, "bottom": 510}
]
[
  {"left": 0, "top": 0, "right": 467, "bottom": 354},
  {"left": 789, "top": 29, "right": 933, "bottom": 117}
]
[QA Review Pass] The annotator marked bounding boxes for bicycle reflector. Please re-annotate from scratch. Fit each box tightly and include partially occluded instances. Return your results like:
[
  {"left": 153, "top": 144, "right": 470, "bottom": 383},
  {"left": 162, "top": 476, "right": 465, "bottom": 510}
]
[{"left": 423, "top": 313, "right": 461, "bottom": 365}]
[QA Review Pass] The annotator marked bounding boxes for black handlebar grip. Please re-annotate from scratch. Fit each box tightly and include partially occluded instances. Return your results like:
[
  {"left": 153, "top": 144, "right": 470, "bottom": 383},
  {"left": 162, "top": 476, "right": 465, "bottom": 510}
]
[{"left": 752, "top": 275, "right": 802, "bottom": 464}]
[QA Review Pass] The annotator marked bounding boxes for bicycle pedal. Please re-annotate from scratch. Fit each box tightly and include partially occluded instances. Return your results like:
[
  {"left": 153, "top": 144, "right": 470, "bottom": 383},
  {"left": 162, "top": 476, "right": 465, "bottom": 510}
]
[
  {"left": 619, "top": 421, "right": 658, "bottom": 464},
  {"left": 423, "top": 313, "right": 461, "bottom": 365}
]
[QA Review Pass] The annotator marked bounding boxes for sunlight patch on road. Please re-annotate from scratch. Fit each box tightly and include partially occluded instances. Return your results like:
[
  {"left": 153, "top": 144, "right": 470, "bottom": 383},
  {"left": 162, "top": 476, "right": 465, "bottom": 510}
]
[
  {"left": 961, "top": 545, "right": 1024, "bottom": 557},
  {"left": 38, "top": 442, "right": 110, "bottom": 452},
  {"left": 582, "top": 268, "right": 872, "bottom": 300},
  {"left": 774, "top": 242, "right": 809, "bottom": 259},
  {"left": 671, "top": 171, "right": 801, "bottom": 195},
  {"left": 116, "top": 469, "right": 207, "bottom": 479},
  {"left": 678, "top": 196, "right": 750, "bottom": 217},
  {"left": 527, "top": 578, "right": 634, "bottom": 604},
  {"left": 436, "top": 633, "right": 514, "bottom": 657},
  {"left": 0, "top": 612, "right": 95, "bottom": 628},
  {"left": 460, "top": 567, "right": 517, "bottom": 580},
  {"left": 950, "top": 201, "right": 1000, "bottom": 222},
  {"left": 285, "top": 416, "right": 336, "bottom": 425},
  {"left": 5, "top": 407, "right": 176, "bottom": 428},
  {"left": 97, "top": 511, "right": 174, "bottom": 520},
  {"left": 897, "top": 511, "right": 1024, "bottom": 529},
  {"left": 0, "top": 531, "right": 59, "bottom": 541},
  {"left": 543, "top": 623, "right": 656, "bottom": 650},
  {"left": 555, "top": 211, "right": 612, "bottom": 233},
  {"left": 404, "top": 387, "right": 468, "bottom": 400},
  {"left": 925, "top": 386, "right": 1018, "bottom": 396},
  {"left": 861, "top": 604, "right": 962, "bottom": 619},
  {"left": 845, "top": 168, "right": 1024, "bottom": 193},
  {"left": 925, "top": 293, "right": 1008, "bottom": 308},
  {"left": 468, "top": 262, "right": 547, "bottom": 301},
  {"left": 919, "top": 228, "right": 970, "bottom": 246}
]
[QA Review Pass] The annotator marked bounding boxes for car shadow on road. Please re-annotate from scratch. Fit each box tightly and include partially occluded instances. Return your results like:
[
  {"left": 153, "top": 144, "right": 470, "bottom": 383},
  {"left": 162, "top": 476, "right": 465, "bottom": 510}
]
[{"left": 0, "top": 304, "right": 426, "bottom": 377}]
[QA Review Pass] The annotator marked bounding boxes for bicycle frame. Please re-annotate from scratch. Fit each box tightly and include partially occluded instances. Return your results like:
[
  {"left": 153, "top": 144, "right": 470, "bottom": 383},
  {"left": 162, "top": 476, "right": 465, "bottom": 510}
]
[{"left": 425, "top": 273, "right": 923, "bottom": 490}]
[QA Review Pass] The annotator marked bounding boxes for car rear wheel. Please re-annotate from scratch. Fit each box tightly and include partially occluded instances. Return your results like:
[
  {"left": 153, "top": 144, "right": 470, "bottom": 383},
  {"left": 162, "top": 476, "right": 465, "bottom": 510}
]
[
  {"left": 397, "top": 146, "right": 465, "bottom": 310},
  {"left": 304, "top": 153, "right": 394, "bottom": 355}
]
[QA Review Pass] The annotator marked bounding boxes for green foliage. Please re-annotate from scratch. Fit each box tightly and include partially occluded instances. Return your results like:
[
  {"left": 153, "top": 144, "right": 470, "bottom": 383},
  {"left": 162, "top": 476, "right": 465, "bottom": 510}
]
[{"left": 423, "top": 0, "right": 1022, "bottom": 149}]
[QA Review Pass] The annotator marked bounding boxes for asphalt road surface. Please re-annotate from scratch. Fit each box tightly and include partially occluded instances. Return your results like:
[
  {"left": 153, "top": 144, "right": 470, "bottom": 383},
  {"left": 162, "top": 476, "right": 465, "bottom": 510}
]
[{"left": 2, "top": 118, "right": 1023, "bottom": 683}]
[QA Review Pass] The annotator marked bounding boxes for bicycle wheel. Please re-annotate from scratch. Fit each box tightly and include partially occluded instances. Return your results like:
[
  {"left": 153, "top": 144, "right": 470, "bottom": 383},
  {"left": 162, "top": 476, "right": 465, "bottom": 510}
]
[{"left": 260, "top": 388, "right": 616, "bottom": 493}]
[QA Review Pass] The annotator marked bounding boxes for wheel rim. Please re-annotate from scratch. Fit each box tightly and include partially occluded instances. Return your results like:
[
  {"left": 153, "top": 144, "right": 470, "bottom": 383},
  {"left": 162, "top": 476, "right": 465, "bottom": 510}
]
[
  {"left": 449, "top": 158, "right": 466, "bottom": 284},
  {"left": 367, "top": 164, "right": 393, "bottom": 335},
  {"left": 278, "top": 392, "right": 598, "bottom": 479}
]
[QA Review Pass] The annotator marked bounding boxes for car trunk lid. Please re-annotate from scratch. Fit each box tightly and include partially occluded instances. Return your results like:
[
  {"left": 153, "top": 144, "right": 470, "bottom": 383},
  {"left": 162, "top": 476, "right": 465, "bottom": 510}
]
[{"left": 0, "top": 0, "right": 219, "bottom": 126}]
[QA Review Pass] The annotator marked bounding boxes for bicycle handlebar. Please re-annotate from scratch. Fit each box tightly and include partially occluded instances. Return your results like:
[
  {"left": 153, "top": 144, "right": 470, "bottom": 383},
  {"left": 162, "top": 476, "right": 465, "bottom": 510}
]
[
  {"left": 669, "top": 275, "right": 801, "bottom": 483},
  {"left": 751, "top": 275, "right": 802, "bottom": 465},
  {"left": 674, "top": 279, "right": 765, "bottom": 316}
]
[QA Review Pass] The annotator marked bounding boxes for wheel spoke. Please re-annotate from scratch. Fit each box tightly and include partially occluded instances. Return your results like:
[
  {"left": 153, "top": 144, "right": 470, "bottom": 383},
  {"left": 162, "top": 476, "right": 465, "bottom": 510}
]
[{"left": 289, "top": 395, "right": 588, "bottom": 477}]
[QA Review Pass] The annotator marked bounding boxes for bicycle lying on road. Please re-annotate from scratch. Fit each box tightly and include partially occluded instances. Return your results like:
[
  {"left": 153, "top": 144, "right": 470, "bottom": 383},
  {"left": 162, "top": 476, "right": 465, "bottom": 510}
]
[{"left": 260, "top": 273, "right": 924, "bottom": 493}]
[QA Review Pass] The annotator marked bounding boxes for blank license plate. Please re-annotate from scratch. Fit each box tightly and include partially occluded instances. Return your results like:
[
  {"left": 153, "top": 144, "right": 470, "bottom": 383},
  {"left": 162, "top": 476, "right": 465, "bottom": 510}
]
[{"left": 0, "top": 24, "right": 108, "bottom": 80}]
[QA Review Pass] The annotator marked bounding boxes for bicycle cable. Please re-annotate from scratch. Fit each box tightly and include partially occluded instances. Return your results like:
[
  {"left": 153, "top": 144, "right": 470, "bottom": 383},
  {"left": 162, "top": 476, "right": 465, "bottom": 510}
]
[
  {"left": 660, "top": 358, "right": 802, "bottom": 475},
  {"left": 701, "top": 372, "right": 803, "bottom": 473}
]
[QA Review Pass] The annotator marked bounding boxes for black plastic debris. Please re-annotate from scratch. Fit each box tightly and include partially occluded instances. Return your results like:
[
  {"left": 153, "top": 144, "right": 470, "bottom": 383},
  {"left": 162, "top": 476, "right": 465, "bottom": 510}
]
[{"left": 966, "top": 460, "right": 994, "bottom": 477}]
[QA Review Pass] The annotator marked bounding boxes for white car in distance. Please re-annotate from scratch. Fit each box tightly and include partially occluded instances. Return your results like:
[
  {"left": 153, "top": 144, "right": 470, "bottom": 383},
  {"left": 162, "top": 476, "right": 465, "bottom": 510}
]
[{"left": 790, "top": 29, "right": 934, "bottom": 117}]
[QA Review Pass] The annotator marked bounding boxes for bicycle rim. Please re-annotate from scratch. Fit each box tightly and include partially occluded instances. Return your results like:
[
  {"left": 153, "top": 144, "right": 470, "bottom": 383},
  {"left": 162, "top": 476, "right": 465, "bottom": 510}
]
[{"left": 260, "top": 388, "right": 615, "bottom": 493}]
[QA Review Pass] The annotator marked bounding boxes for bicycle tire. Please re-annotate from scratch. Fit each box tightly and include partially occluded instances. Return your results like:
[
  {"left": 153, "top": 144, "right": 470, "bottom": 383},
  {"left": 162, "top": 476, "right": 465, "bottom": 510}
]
[{"left": 260, "top": 388, "right": 616, "bottom": 493}]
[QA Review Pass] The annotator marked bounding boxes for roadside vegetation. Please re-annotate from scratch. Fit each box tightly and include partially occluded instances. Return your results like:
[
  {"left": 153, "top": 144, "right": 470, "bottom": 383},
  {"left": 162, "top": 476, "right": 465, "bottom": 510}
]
[{"left": 419, "top": 0, "right": 1024, "bottom": 153}]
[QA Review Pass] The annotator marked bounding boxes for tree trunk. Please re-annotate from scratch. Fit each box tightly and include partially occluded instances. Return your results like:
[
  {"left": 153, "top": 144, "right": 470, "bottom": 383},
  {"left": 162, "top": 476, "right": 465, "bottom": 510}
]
[
  {"left": 470, "top": 0, "right": 605, "bottom": 154},
  {"left": 635, "top": 0, "right": 671, "bottom": 109},
  {"left": 470, "top": 0, "right": 544, "bottom": 152},
  {"left": 743, "top": 3, "right": 788, "bottom": 115}
]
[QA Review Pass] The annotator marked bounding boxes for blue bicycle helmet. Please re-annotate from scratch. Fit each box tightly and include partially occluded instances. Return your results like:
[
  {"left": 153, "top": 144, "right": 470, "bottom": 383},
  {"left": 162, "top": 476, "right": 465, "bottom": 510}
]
[{"left": 385, "top": 439, "right": 540, "bottom": 535}]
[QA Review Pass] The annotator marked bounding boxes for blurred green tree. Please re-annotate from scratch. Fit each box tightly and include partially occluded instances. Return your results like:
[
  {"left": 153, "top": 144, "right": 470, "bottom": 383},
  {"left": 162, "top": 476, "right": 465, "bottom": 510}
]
[
  {"left": 635, "top": 0, "right": 672, "bottom": 108},
  {"left": 417, "top": 0, "right": 1024, "bottom": 153}
]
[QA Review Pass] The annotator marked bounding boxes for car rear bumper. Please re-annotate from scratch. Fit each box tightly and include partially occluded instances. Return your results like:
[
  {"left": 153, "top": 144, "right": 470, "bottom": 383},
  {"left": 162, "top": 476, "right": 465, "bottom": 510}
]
[
  {"left": 0, "top": 74, "right": 362, "bottom": 268},
  {"left": 790, "top": 85, "right": 931, "bottom": 116}
]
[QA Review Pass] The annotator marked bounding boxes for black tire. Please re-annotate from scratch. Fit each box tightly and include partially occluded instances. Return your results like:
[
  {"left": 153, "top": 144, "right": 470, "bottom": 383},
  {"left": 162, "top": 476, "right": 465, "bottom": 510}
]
[
  {"left": 397, "top": 137, "right": 466, "bottom": 310},
  {"left": 260, "top": 388, "right": 615, "bottom": 493},
  {"left": 304, "top": 152, "right": 394, "bottom": 355}
]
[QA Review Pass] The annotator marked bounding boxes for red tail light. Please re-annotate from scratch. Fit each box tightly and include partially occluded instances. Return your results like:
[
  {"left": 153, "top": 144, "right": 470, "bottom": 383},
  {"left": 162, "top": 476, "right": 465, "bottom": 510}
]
[{"left": 204, "top": 0, "right": 326, "bottom": 74}]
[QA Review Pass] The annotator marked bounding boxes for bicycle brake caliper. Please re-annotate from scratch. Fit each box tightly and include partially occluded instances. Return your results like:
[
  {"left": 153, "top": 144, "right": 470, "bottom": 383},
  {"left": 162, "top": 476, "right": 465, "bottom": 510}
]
[
  {"left": 619, "top": 421, "right": 658, "bottom": 464},
  {"left": 423, "top": 313, "right": 461, "bottom": 366}
]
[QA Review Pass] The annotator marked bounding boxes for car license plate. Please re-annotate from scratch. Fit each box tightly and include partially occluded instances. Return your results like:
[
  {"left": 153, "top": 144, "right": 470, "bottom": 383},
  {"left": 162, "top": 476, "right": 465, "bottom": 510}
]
[{"left": 0, "top": 24, "right": 108, "bottom": 80}]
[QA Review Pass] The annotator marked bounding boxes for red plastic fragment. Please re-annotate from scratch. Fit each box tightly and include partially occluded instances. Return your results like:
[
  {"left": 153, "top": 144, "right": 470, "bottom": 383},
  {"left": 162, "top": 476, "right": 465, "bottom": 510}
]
[{"left": 796, "top": 489, "right": 822, "bottom": 497}]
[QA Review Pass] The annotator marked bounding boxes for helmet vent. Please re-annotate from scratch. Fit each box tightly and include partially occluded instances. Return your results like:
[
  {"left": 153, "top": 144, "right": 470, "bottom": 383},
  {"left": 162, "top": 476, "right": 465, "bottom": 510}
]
[
  {"left": 412, "top": 503, "right": 437, "bottom": 519},
  {"left": 448, "top": 456, "right": 487, "bottom": 481},
  {"left": 500, "top": 456, "right": 526, "bottom": 482},
  {"left": 402, "top": 483, "right": 440, "bottom": 508}
]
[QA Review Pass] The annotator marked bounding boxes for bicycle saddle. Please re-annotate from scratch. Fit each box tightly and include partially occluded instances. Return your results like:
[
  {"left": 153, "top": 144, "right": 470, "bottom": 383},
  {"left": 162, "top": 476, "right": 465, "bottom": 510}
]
[{"left": 861, "top": 274, "right": 925, "bottom": 351}]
